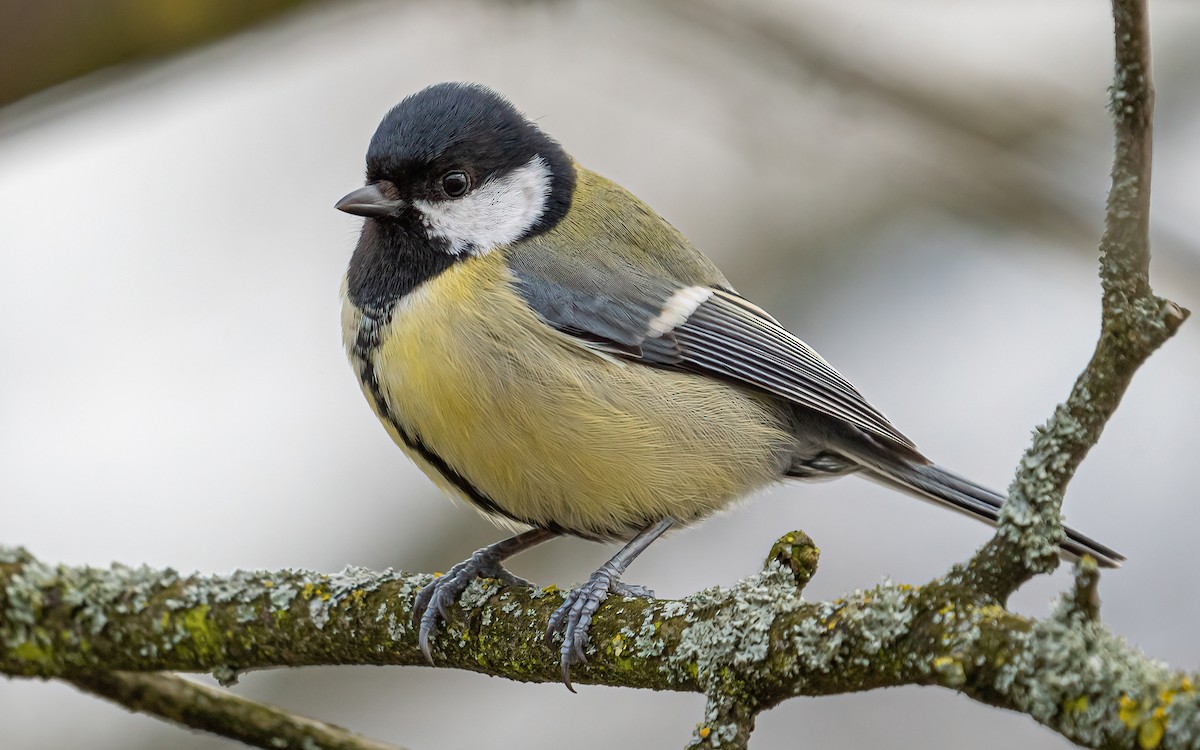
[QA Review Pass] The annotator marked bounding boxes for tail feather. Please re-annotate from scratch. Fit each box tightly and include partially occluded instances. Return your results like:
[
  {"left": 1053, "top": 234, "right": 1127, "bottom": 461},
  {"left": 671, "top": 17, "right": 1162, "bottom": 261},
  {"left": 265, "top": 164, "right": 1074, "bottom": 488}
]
[{"left": 855, "top": 456, "right": 1124, "bottom": 568}]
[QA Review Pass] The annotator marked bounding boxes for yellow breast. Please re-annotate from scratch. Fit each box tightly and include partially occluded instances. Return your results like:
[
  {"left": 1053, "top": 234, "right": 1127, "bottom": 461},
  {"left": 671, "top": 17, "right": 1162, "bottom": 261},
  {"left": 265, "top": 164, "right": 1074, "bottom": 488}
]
[{"left": 343, "top": 252, "right": 795, "bottom": 540}]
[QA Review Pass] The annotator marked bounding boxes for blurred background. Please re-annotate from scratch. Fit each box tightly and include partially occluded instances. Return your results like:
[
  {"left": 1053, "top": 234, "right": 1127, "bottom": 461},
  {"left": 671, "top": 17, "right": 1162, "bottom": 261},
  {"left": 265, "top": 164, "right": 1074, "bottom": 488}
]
[{"left": 1, "top": 1, "right": 1197, "bottom": 748}]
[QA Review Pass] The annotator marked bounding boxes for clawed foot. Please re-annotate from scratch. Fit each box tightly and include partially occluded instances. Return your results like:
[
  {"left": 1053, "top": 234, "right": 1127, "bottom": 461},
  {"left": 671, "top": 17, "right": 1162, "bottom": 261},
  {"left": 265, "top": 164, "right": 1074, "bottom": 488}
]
[
  {"left": 413, "top": 554, "right": 533, "bottom": 663},
  {"left": 546, "top": 563, "right": 655, "bottom": 691}
]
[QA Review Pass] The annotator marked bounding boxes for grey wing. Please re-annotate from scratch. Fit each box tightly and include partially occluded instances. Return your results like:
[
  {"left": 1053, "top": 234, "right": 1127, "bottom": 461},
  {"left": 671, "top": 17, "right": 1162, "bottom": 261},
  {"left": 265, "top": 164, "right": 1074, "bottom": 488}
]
[
  {"left": 678, "top": 289, "right": 920, "bottom": 454},
  {"left": 507, "top": 249, "right": 921, "bottom": 456}
]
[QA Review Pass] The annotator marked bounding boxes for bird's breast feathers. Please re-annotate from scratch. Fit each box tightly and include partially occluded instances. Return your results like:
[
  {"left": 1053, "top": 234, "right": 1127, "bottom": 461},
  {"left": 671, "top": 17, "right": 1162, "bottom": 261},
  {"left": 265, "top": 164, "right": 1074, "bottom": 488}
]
[{"left": 341, "top": 252, "right": 796, "bottom": 539}]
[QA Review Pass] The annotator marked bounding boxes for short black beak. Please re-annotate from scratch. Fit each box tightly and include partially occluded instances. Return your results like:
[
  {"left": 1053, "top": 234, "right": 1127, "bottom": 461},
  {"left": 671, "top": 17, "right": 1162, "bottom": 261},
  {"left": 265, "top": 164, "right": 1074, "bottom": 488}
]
[{"left": 335, "top": 184, "right": 407, "bottom": 218}]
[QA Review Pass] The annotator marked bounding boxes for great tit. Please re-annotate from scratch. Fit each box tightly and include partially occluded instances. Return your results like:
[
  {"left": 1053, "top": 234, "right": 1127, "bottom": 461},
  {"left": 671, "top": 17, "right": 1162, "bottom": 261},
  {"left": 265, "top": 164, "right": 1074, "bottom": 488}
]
[{"left": 336, "top": 82, "right": 1121, "bottom": 689}]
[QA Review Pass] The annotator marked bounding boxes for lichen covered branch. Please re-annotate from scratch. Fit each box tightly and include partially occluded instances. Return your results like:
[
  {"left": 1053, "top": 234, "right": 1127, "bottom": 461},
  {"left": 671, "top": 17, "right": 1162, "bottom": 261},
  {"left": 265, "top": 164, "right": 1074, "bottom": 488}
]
[
  {"left": 3, "top": 539, "right": 1197, "bottom": 750},
  {"left": 964, "top": 0, "right": 1188, "bottom": 598}
]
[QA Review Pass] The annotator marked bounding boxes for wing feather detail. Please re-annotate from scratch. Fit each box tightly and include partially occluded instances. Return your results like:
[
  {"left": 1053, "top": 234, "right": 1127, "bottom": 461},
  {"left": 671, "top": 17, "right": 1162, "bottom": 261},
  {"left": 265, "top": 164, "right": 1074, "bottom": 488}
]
[{"left": 672, "top": 291, "right": 917, "bottom": 451}]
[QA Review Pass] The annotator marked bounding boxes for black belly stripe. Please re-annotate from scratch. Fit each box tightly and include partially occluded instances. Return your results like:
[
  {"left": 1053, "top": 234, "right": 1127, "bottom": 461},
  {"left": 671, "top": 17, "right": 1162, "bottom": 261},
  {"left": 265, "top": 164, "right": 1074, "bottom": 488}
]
[
  {"left": 353, "top": 302, "right": 579, "bottom": 537},
  {"left": 396, "top": 423, "right": 523, "bottom": 522}
]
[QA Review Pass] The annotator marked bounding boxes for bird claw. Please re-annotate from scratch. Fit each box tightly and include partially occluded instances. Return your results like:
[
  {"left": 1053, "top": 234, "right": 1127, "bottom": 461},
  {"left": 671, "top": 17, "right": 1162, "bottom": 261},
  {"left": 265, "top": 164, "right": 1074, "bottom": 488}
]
[
  {"left": 545, "top": 564, "right": 655, "bottom": 691},
  {"left": 611, "top": 581, "right": 654, "bottom": 598},
  {"left": 412, "top": 556, "right": 533, "bottom": 663}
]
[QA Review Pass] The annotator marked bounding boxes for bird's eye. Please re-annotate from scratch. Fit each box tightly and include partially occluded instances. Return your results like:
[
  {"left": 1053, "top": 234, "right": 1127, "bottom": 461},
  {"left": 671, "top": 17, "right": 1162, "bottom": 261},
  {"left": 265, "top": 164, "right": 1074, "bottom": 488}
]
[{"left": 440, "top": 170, "right": 470, "bottom": 198}]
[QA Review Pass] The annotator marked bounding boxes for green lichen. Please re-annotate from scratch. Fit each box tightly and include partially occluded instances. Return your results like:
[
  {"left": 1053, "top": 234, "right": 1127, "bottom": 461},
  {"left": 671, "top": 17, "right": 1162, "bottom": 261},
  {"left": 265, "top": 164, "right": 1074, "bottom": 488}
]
[
  {"left": 13, "top": 639, "right": 50, "bottom": 665},
  {"left": 932, "top": 655, "right": 966, "bottom": 688},
  {"left": 180, "top": 606, "right": 221, "bottom": 661}
]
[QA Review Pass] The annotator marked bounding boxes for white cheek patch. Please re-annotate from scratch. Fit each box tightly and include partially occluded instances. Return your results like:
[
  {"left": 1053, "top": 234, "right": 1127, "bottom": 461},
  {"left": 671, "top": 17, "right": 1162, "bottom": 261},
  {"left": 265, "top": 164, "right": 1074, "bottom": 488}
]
[
  {"left": 647, "top": 286, "right": 713, "bottom": 337},
  {"left": 413, "top": 155, "right": 552, "bottom": 255}
]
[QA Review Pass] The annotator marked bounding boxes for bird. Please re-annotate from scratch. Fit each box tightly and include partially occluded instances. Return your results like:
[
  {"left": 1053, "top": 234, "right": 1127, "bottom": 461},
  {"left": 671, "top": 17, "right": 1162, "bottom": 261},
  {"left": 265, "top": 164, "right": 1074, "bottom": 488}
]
[{"left": 335, "top": 81, "right": 1122, "bottom": 690}]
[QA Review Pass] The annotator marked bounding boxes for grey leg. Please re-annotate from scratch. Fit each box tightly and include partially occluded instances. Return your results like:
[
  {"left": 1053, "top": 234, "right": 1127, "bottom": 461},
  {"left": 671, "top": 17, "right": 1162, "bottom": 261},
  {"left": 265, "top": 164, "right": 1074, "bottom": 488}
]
[
  {"left": 546, "top": 518, "right": 674, "bottom": 691},
  {"left": 413, "top": 528, "right": 557, "bottom": 663}
]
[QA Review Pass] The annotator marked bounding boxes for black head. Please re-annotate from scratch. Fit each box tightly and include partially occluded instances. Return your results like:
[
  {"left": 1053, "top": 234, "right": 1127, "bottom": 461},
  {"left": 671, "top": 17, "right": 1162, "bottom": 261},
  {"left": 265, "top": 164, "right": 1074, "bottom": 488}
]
[{"left": 337, "top": 82, "right": 575, "bottom": 255}]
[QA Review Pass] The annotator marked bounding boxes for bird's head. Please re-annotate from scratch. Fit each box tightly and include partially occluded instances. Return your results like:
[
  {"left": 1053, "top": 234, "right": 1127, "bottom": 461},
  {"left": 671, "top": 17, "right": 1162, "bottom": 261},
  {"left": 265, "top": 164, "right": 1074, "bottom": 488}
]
[{"left": 336, "top": 82, "right": 575, "bottom": 256}]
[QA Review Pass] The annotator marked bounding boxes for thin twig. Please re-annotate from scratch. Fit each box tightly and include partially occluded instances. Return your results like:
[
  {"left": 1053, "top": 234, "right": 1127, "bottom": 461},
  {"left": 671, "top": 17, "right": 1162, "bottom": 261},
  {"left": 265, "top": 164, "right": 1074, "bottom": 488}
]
[
  {"left": 962, "top": 0, "right": 1188, "bottom": 598},
  {"left": 67, "top": 671, "right": 408, "bottom": 750}
]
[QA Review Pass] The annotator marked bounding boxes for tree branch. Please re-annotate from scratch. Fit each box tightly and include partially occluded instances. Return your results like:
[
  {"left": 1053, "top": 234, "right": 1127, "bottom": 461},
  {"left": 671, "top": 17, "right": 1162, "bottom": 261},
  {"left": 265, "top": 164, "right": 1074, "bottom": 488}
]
[
  {"left": 3, "top": 535, "right": 1198, "bottom": 750},
  {"left": 66, "top": 671, "right": 408, "bottom": 750},
  {"left": 960, "top": 0, "right": 1188, "bottom": 599},
  {"left": 0, "top": 0, "right": 320, "bottom": 110}
]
